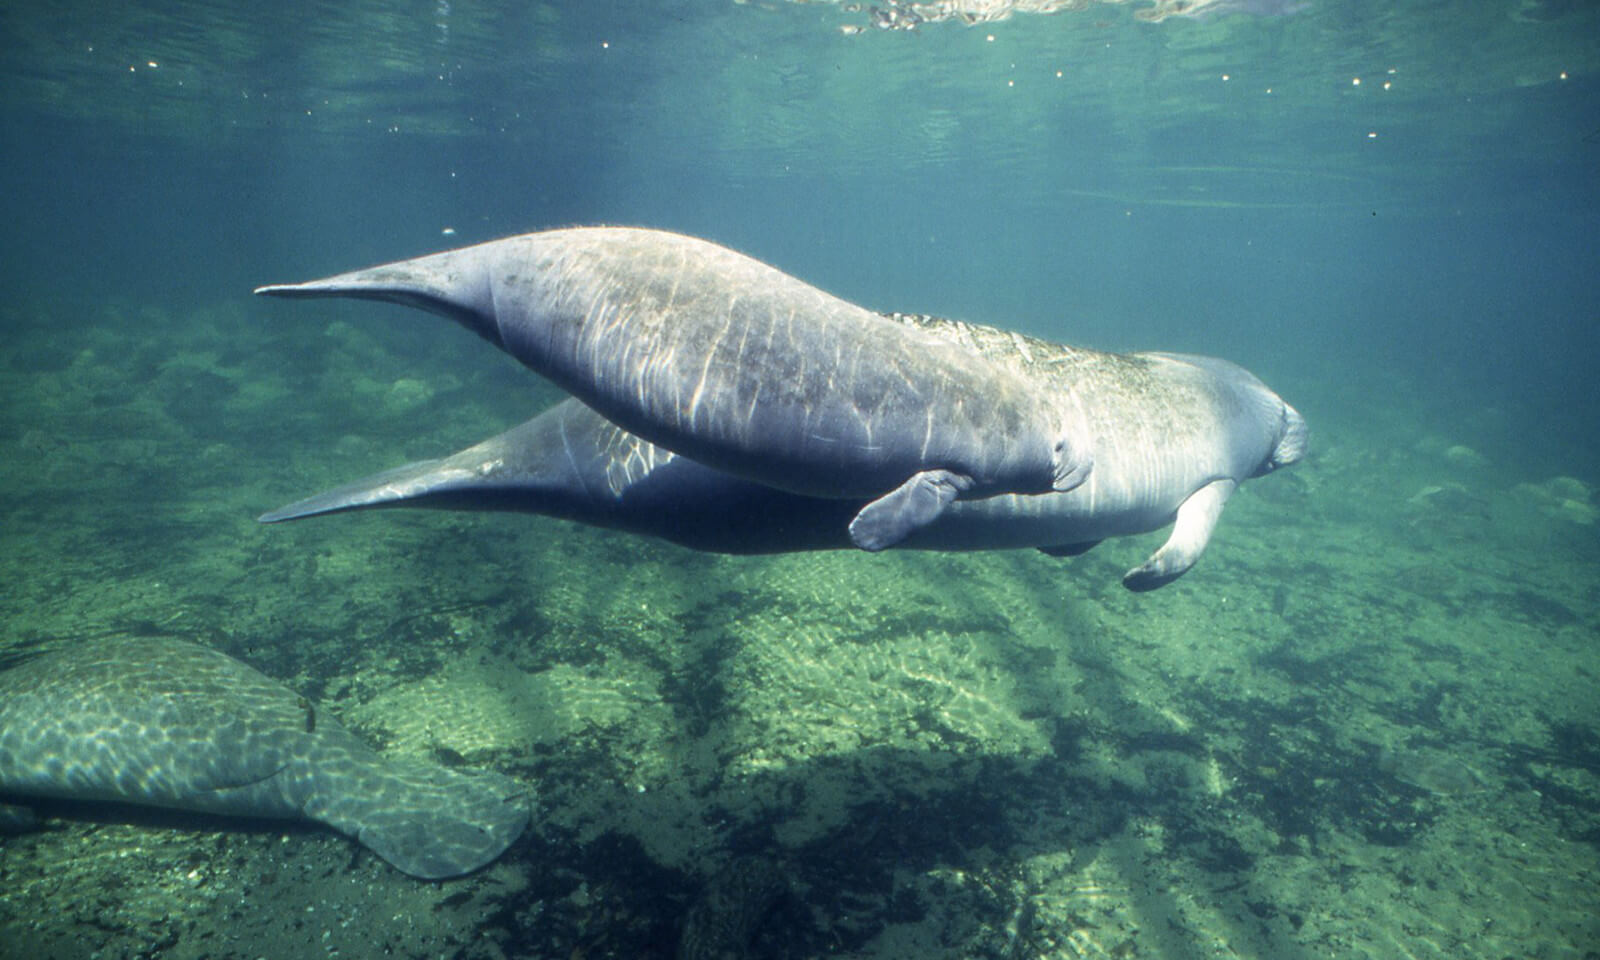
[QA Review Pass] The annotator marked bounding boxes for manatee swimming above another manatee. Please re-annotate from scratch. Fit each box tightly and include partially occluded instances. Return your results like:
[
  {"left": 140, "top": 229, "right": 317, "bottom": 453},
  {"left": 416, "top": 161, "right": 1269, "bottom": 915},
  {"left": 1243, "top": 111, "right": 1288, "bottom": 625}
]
[
  {"left": 256, "top": 227, "right": 1091, "bottom": 551},
  {"left": 0, "top": 639, "right": 529, "bottom": 879},
  {"left": 259, "top": 304, "right": 1307, "bottom": 591}
]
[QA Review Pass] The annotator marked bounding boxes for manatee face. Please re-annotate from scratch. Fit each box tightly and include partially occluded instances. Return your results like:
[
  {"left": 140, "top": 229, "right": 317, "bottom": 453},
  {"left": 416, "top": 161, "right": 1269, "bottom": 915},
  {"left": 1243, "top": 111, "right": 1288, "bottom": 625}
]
[{"left": 1264, "top": 402, "right": 1310, "bottom": 474}]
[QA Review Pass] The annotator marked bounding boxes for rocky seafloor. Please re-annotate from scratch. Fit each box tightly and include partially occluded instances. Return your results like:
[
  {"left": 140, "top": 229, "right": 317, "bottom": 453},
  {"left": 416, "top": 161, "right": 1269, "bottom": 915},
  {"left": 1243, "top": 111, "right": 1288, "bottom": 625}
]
[{"left": 1, "top": 296, "right": 1596, "bottom": 959}]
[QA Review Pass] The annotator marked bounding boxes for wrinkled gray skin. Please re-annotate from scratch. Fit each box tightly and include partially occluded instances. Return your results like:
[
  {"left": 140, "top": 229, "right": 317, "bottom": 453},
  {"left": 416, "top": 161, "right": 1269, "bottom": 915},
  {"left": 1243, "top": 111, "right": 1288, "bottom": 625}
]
[
  {"left": 257, "top": 228, "right": 1088, "bottom": 551},
  {"left": 0, "top": 639, "right": 529, "bottom": 879},
  {"left": 262, "top": 396, "right": 862, "bottom": 554},
  {"left": 264, "top": 311, "right": 1306, "bottom": 591}
]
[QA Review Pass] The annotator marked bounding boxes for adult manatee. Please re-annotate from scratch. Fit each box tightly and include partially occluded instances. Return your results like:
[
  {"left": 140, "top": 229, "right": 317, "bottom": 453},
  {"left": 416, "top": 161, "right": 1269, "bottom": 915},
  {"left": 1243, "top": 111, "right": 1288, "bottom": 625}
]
[
  {"left": 262, "top": 313, "right": 1306, "bottom": 591},
  {"left": 257, "top": 228, "right": 1088, "bottom": 551}
]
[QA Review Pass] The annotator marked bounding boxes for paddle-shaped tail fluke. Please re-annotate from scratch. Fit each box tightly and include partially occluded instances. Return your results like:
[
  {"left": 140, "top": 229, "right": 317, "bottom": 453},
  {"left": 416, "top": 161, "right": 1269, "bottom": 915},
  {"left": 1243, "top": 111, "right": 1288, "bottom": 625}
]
[
  {"left": 306, "top": 759, "right": 530, "bottom": 880},
  {"left": 258, "top": 458, "right": 465, "bottom": 523},
  {"left": 255, "top": 245, "right": 500, "bottom": 344}
]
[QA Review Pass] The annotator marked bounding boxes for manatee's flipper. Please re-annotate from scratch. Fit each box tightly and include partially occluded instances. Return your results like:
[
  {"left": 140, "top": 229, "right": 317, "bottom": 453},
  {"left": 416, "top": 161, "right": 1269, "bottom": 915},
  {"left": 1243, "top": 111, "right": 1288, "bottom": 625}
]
[
  {"left": 1052, "top": 438, "right": 1093, "bottom": 493},
  {"left": 849, "top": 470, "right": 974, "bottom": 551},
  {"left": 305, "top": 759, "right": 530, "bottom": 880},
  {"left": 1037, "top": 540, "right": 1102, "bottom": 559},
  {"left": 1122, "top": 478, "right": 1236, "bottom": 592}
]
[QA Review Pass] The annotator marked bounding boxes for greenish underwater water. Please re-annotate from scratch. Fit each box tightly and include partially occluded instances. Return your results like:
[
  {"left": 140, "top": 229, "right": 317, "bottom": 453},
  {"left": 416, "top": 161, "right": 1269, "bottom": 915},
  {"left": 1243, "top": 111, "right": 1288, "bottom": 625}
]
[
  {"left": 1, "top": 0, "right": 1595, "bottom": 955},
  {"left": 0, "top": 289, "right": 1594, "bottom": 959}
]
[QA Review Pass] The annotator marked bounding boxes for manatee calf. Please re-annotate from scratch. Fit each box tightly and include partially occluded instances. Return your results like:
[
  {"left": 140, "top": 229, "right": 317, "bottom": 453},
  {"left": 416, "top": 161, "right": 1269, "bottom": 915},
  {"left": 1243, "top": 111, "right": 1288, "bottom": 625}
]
[
  {"left": 0, "top": 639, "right": 529, "bottom": 879},
  {"left": 256, "top": 227, "right": 1089, "bottom": 550},
  {"left": 263, "top": 313, "right": 1306, "bottom": 591}
]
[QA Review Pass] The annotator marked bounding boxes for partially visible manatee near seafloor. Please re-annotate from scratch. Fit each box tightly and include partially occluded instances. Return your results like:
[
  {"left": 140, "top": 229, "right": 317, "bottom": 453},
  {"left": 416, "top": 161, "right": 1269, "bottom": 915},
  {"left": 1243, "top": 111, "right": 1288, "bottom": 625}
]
[{"left": 0, "top": 638, "right": 530, "bottom": 880}]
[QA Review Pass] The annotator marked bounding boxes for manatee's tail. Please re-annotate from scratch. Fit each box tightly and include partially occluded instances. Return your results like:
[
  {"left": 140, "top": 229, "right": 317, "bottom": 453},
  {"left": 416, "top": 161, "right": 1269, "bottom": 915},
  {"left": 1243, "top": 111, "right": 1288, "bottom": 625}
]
[
  {"left": 258, "top": 458, "right": 461, "bottom": 522},
  {"left": 255, "top": 273, "right": 444, "bottom": 312},
  {"left": 305, "top": 759, "right": 530, "bottom": 880},
  {"left": 258, "top": 408, "right": 599, "bottom": 524},
  {"left": 255, "top": 253, "right": 459, "bottom": 307},
  {"left": 255, "top": 245, "right": 497, "bottom": 344}
]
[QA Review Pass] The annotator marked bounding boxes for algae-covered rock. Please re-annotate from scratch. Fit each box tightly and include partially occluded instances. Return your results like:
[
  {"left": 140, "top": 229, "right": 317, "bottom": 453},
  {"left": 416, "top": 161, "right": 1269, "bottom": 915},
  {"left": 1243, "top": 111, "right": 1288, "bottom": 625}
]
[{"left": 1514, "top": 475, "right": 1597, "bottom": 525}]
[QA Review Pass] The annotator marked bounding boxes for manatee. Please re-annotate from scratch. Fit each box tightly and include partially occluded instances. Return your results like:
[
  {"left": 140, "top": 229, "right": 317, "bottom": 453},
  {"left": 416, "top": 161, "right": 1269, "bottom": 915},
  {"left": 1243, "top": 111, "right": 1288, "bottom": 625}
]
[
  {"left": 259, "top": 394, "right": 861, "bottom": 554},
  {"left": 262, "top": 313, "right": 1306, "bottom": 591},
  {"left": 256, "top": 227, "right": 1089, "bottom": 551},
  {"left": 0, "top": 639, "right": 529, "bottom": 879}
]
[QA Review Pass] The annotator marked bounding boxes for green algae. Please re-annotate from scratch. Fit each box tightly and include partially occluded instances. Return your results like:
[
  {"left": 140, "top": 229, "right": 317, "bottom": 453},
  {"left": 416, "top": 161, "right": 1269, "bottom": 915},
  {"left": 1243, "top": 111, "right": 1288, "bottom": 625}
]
[{"left": 1, "top": 293, "right": 1597, "bottom": 958}]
